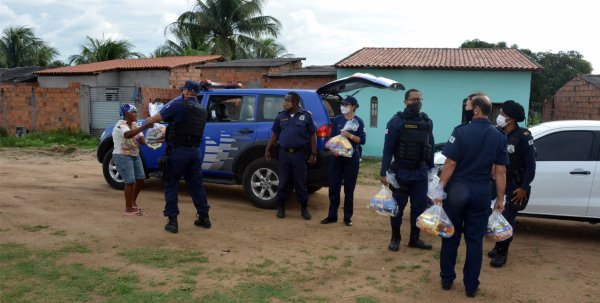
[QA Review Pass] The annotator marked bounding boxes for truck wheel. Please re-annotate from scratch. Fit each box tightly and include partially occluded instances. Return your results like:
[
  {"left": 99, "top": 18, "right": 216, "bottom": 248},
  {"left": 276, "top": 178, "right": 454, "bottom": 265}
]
[
  {"left": 242, "top": 158, "right": 279, "bottom": 209},
  {"left": 308, "top": 186, "right": 323, "bottom": 193},
  {"left": 102, "top": 149, "right": 125, "bottom": 190}
]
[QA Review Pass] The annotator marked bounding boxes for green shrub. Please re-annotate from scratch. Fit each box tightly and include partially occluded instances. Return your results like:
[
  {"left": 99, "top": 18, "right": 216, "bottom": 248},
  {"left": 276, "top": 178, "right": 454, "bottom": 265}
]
[
  {"left": 0, "top": 129, "right": 98, "bottom": 148},
  {"left": 0, "top": 127, "right": 7, "bottom": 137}
]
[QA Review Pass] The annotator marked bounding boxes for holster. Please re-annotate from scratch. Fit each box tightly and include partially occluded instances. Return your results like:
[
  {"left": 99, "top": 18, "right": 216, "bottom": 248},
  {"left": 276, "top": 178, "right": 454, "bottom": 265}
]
[{"left": 158, "top": 146, "right": 172, "bottom": 181}]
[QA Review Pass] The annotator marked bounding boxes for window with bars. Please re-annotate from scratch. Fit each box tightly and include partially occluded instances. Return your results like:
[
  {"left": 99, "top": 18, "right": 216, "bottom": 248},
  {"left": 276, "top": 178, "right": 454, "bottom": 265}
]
[{"left": 370, "top": 96, "right": 378, "bottom": 128}]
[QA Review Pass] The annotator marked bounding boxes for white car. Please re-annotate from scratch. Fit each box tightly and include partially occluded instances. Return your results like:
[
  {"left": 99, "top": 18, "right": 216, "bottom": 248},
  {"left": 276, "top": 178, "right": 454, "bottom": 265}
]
[{"left": 434, "top": 120, "right": 600, "bottom": 223}]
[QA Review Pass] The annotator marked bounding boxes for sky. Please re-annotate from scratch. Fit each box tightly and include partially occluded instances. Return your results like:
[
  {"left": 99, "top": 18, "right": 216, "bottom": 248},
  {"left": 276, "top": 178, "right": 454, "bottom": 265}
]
[{"left": 0, "top": 0, "right": 598, "bottom": 73}]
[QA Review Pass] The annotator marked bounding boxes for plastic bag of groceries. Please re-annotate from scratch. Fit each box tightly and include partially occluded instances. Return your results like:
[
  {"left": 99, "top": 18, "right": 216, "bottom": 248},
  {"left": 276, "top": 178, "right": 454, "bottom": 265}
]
[
  {"left": 416, "top": 204, "right": 455, "bottom": 238},
  {"left": 342, "top": 119, "right": 359, "bottom": 132},
  {"left": 385, "top": 170, "right": 400, "bottom": 189},
  {"left": 145, "top": 124, "right": 166, "bottom": 150},
  {"left": 486, "top": 210, "right": 513, "bottom": 242},
  {"left": 325, "top": 135, "right": 353, "bottom": 157},
  {"left": 368, "top": 184, "right": 399, "bottom": 217}
]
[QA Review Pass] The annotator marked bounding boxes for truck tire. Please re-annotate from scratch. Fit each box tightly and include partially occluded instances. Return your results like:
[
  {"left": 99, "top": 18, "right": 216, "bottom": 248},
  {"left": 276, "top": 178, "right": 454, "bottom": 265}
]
[
  {"left": 242, "top": 158, "right": 279, "bottom": 209},
  {"left": 102, "top": 148, "right": 125, "bottom": 190}
]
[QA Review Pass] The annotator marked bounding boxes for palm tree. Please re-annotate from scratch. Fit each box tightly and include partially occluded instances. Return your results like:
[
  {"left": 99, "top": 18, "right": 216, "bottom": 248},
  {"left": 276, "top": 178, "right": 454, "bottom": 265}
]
[
  {"left": 171, "top": 0, "right": 281, "bottom": 60},
  {"left": 151, "top": 26, "right": 211, "bottom": 57},
  {"left": 244, "top": 37, "right": 292, "bottom": 58},
  {"left": 68, "top": 36, "right": 144, "bottom": 65},
  {"left": 0, "top": 25, "right": 58, "bottom": 67}
]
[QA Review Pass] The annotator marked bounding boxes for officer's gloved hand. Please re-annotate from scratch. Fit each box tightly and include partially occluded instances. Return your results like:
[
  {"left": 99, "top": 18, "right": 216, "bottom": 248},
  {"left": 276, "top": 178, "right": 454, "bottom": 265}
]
[
  {"left": 427, "top": 168, "right": 439, "bottom": 181},
  {"left": 429, "top": 183, "right": 447, "bottom": 205}
]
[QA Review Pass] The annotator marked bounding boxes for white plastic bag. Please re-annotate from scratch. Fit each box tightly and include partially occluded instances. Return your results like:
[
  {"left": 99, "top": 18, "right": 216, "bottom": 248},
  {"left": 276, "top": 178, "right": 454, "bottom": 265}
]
[
  {"left": 368, "top": 184, "right": 399, "bottom": 217},
  {"left": 341, "top": 119, "right": 359, "bottom": 132},
  {"left": 145, "top": 124, "right": 166, "bottom": 150},
  {"left": 427, "top": 171, "right": 446, "bottom": 201},
  {"left": 486, "top": 210, "right": 513, "bottom": 242},
  {"left": 416, "top": 204, "right": 455, "bottom": 238},
  {"left": 385, "top": 170, "right": 400, "bottom": 189},
  {"left": 325, "top": 135, "right": 353, "bottom": 157}
]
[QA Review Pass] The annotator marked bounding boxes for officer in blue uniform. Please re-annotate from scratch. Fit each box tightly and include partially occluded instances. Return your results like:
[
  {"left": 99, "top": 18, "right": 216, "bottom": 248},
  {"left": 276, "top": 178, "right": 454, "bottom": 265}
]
[
  {"left": 380, "top": 88, "right": 435, "bottom": 251},
  {"left": 488, "top": 100, "right": 536, "bottom": 267},
  {"left": 433, "top": 94, "right": 508, "bottom": 298},
  {"left": 145, "top": 80, "right": 211, "bottom": 233},
  {"left": 320, "top": 96, "right": 366, "bottom": 226},
  {"left": 265, "top": 92, "right": 317, "bottom": 220}
]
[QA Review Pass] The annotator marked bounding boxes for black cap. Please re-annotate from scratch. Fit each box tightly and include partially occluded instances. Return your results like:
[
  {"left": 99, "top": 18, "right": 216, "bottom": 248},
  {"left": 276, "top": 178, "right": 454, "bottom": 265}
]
[
  {"left": 501, "top": 100, "right": 525, "bottom": 122},
  {"left": 179, "top": 80, "right": 201, "bottom": 93},
  {"left": 341, "top": 95, "right": 358, "bottom": 107}
]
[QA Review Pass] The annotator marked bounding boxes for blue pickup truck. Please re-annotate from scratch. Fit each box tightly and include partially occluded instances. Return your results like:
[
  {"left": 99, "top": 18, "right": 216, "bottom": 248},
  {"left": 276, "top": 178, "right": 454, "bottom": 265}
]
[{"left": 97, "top": 73, "right": 403, "bottom": 208}]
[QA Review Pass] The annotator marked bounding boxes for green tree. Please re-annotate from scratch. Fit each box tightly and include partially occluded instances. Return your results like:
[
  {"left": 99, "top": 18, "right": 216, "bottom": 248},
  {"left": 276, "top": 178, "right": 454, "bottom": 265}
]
[
  {"left": 68, "top": 36, "right": 144, "bottom": 65},
  {"left": 244, "top": 37, "right": 292, "bottom": 58},
  {"left": 461, "top": 39, "right": 509, "bottom": 49},
  {"left": 171, "top": 0, "right": 281, "bottom": 60},
  {"left": 151, "top": 26, "right": 211, "bottom": 57},
  {"left": 0, "top": 25, "right": 58, "bottom": 67}
]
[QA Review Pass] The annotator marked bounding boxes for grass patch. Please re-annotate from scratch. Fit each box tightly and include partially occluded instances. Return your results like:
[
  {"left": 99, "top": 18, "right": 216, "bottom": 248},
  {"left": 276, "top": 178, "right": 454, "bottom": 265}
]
[
  {"left": 0, "top": 228, "right": 10, "bottom": 232},
  {"left": 21, "top": 224, "right": 50, "bottom": 232},
  {"left": 342, "top": 256, "right": 353, "bottom": 268},
  {"left": 320, "top": 255, "right": 337, "bottom": 261},
  {"left": 420, "top": 269, "right": 431, "bottom": 283},
  {"left": 0, "top": 129, "right": 98, "bottom": 149},
  {"left": 50, "top": 230, "right": 67, "bottom": 237},
  {"left": 119, "top": 248, "right": 208, "bottom": 268},
  {"left": 358, "top": 158, "right": 381, "bottom": 185},
  {"left": 356, "top": 296, "right": 380, "bottom": 303}
]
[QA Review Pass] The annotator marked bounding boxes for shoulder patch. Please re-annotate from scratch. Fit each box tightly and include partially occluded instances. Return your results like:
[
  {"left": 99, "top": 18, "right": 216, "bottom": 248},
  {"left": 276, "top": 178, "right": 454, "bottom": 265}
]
[
  {"left": 524, "top": 131, "right": 530, "bottom": 136},
  {"left": 528, "top": 139, "right": 534, "bottom": 145},
  {"left": 299, "top": 115, "right": 305, "bottom": 121},
  {"left": 448, "top": 136, "right": 455, "bottom": 143},
  {"left": 385, "top": 128, "right": 389, "bottom": 135}
]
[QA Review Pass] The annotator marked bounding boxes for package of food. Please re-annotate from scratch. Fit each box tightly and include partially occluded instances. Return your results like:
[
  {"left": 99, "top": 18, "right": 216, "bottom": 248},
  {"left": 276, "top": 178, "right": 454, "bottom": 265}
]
[
  {"left": 416, "top": 204, "right": 455, "bottom": 238},
  {"left": 486, "top": 210, "right": 513, "bottom": 242},
  {"left": 325, "top": 135, "right": 353, "bottom": 157},
  {"left": 145, "top": 124, "right": 166, "bottom": 150},
  {"left": 368, "top": 184, "right": 399, "bottom": 217}
]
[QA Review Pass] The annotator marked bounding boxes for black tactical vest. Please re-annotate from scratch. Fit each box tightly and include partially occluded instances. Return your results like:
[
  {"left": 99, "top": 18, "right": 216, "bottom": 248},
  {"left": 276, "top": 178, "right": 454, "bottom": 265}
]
[
  {"left": 506, "top": 127, "right": 528, "bottom": 184},
  {"left": 393, "top": 113, "right": 432, "bottom": 162},
  {"left": 168, "top": 98, "right": 206, "bottom": 147}
]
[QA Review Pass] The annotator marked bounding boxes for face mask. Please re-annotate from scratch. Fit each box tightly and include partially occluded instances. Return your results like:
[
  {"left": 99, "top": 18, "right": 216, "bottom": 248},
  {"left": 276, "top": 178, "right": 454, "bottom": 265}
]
[
  {"left": 464, "top": 109, "right": 474, "bottom": 122},
  {"left": 407, "top": 102, "right": 422, "bottom": 114},
  {"left": 340, "top": 106, "right": 351, "bottom": 114},
  {"left": 496, "top": 115, "right": 509, "bottom": 128}
]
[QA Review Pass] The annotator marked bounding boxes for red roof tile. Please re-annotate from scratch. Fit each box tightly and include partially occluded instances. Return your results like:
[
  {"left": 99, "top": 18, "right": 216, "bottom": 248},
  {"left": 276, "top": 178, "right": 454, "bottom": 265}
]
[
  {"left": 35, "top": 56, "right": 224, "bottom": 75},
  {"left": 335, "top": 48, "right": 542, "bottom": 71}
]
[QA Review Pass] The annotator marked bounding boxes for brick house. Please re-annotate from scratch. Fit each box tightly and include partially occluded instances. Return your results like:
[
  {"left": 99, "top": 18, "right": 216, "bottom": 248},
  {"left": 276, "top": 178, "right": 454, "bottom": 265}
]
[{"left": 542, "top": 74, "right": 600, "bottom": 121}]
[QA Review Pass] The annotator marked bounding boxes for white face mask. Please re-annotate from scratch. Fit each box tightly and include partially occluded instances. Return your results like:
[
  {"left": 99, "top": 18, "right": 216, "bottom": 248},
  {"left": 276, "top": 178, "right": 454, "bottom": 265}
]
[
  {"left": 496, "top": 115, "right": 509, "bottom": 128},
  {"left": 340, "top": 106, "right": 351, "bottom": 114}
]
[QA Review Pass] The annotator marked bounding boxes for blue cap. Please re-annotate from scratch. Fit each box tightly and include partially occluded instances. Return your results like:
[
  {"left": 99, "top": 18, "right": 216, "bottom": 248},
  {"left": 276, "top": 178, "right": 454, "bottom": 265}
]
[
  {"left": 120, "top": 103, "right": 137, "bottom": 119},
  {"left": 179, "top": 80, "right": 201, "bottom": 93}
]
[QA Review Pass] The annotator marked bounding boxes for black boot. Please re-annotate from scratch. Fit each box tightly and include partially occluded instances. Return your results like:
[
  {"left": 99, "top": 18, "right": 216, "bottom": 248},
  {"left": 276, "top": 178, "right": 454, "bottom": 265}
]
[
  {"left": 301, "top": 207, "right": 312, "bottom": 220},
  {"left": 276, "top": 206, "right": 285, "bottom": 219},
  {"left": 408, "top": 228, "right": 433, "bottom": 250},
  {"left": 490, "top": 243, "right": 509, "bottom": 267},
  {"left": 388, "top": 229, "right": 401, "bottom": 252},
  {"left": 194, "top": 213, "right": 211, "bottom": 229},
  {"left": 488, "top": 243, "right": 499, "bottom": 258},
  {"left": 165, "top": 216, "right": 178, "bottom": 233}
]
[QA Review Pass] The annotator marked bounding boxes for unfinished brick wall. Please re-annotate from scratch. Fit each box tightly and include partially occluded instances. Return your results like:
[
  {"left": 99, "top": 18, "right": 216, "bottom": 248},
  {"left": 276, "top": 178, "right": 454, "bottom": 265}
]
[
  {"left": 0, "top": 83, "right": 80, "bottom": 134},
  {"left": 199, "top": 67, "right": 268, "bottom": 88},
  {"left": 140, "top": 87, "right": 180, "bottom": 117},
  {"left": 265, "top": 76, "right": 335, "bottom": 89},
  {"left": 542, "top": 77, "right": 600, "bottom": 121}
]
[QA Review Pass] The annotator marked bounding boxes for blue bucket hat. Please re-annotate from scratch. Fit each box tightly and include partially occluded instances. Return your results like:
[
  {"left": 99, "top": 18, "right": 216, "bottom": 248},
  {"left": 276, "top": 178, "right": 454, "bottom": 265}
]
[
  {"left": 120, "top": 103, "right": 137, "bottom": 119},
  {"left": 179, "top": 80, "right": 201, "bottom": 94}
]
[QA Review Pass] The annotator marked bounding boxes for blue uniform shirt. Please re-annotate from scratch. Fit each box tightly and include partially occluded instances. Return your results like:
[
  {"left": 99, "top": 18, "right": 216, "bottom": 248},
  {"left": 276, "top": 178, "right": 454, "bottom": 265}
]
[
  {"left": 442, "top": 118, "right": 508, "bottom": 183},
  {"left": 380, "top": 109, "right": 435, "bottom": 180},
  {"left": 159, "top": 95, "right": 197, "bottom": 123},
  {"left": 271, "top": 108, "right": 317, "bottom": 149},
  {"left": 507, "top": 127, "right": 536, "bottom": 188},
  {"left": 330, "top": 115, "right": 366, "bottom": 148}
]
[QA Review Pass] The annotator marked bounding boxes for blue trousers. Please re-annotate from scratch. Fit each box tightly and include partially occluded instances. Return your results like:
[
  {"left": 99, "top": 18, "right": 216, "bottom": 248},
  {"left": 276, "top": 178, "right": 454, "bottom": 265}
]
[
  {"left": 277, "top": 151, "right": 308, "bottom": 208},
  {"left": 390, "top": 178, "right": 429, "bottom": 231},
  {"left": 440, "top": 180, "right": 492, "bottom": 293},
  {"left": 498, "top": 184, "right": 524, "bottom": 245},
  {"left": 327, "top": 152, "right": 360, "bottom": 221},
  {"left": 163, "top": 147, "right": 210, "bottom": 217}
]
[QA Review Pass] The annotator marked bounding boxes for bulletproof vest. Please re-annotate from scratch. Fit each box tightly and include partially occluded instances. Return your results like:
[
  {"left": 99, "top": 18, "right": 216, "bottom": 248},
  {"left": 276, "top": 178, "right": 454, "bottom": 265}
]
[
  {"left": 393, "top": 112, "right": 432, "bottom": 162},
  {"left": 168, "top": 98, "right": 206, "bottom": 147},
  {"left": 506, "top": 127, "right": 528, "bottom": 183}
]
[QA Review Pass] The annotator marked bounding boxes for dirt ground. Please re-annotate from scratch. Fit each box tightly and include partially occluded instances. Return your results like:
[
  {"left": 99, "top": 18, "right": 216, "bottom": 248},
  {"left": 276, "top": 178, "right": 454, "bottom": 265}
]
[{"left": 1, "top": 148, "right": 599, "bottom": 302}]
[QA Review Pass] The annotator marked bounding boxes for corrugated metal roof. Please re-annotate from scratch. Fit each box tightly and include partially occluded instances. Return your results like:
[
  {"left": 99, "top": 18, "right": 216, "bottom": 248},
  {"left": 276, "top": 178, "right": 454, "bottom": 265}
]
[
  {"left": 35, "top": 56, "right": 224, "bottom": 75},
  {"left": 201, "top": 57, "right": 305, "bottom": 68},
  {"left": 267, "top": 65, "right": 335, "bottom": 77},
  {"left": 0, "top": 66, "right": 46, "bottom": 83},
  {"left": 335, "top": 48, "right": 542, "bottom": 71},
  {"left": 580, "top": 74, "right": 600, "bottom": 89}
]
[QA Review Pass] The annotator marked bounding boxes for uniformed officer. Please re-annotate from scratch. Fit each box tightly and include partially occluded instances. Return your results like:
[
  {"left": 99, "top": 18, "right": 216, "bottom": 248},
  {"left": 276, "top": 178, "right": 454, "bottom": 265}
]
[
  {"left": 145, "top": 80, "right": 211, "bottom": 233},
  {"left": 488, "top": 100, "right": 536, "bottom": 267},
  {"left": 321, "top": 96, "right": 366, "bottom": 226},
  {"left": 265, "top": 92, "right": 317, "bottom": 220},
  {"left": 433, "top": 94, "right": 508, "bottom": 298},
  {"left": 380, "top": 88, "right": 435, "bottom": 252}
]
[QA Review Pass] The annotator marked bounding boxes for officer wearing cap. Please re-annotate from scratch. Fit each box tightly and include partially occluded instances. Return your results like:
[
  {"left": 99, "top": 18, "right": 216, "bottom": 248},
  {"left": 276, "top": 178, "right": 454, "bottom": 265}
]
[
  {"left": 380, "top": 88, "right": 435, "bottom": 252},
  {"left": 321, "top": 95, "right": 366, "bottom": 226},
  {"left": 434, "top": 94, "right": 508, "bottom": 297},
  {"left": 145, "top": 80, "right": 211, "bottom": 233},
  {"left": 488, "top": 100, "right": 536, "bottom": 267},
  {"left": 265, "top": 91, "right": 317, "bottom": 220}
]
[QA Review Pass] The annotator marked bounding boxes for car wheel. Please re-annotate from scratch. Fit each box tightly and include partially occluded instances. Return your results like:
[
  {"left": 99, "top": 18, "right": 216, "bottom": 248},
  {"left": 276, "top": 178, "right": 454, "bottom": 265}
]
[
  {"left": 242, "top": 158, "right": 279, "bottom": 209},
  {"left": 102, "top": 149, "right": 125, "bottom": 190},
  {"left": 308, "top": 186, "right": 322, "bottom": 193}
]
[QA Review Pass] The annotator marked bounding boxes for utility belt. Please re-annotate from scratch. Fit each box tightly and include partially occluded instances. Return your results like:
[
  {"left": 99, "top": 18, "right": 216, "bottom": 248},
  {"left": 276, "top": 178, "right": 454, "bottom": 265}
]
[{"left": 282, "top": 146, "right": 306, "bottom": 153}]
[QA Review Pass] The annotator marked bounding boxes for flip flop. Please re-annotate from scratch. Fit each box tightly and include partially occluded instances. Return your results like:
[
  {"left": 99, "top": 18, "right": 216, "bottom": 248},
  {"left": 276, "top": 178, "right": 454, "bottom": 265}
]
[{"left": 123, "top": 210, "right": 143, "bottom": 216}]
